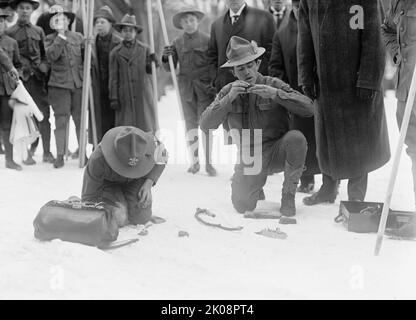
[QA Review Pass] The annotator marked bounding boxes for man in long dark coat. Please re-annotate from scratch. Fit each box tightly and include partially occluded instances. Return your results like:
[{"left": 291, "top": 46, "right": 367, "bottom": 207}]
[
  {"left": 91, "top": 6, "right": 121, "bottom": 143},
  {"left": 297, "top": 0, "right": 391, "bottom": 204},
  {"left": 268, "top": 0, "right": 291, "bottom": 31},
  {"left": 269, "top": 0, "right": 319, "bottom": 193},
  {"left": 206, "top": 0, "right": 275, "bottom": 93},
  {"left": 109, "top": 14, "right": 158, "bottom": 133}
]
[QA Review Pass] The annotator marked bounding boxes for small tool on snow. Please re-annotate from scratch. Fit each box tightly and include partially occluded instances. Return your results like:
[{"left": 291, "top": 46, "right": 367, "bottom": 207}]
[
  {"left": 195, "top": 208, "right": 243, "bottom": 231},
  {"left": 255, "top": 228, "right": 288, "bottom": 240}
]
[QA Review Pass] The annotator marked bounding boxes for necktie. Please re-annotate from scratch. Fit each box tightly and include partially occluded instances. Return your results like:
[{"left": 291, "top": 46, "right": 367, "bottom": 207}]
[{"left": 231, "top": 15, "right": 239, "bottom": 25}]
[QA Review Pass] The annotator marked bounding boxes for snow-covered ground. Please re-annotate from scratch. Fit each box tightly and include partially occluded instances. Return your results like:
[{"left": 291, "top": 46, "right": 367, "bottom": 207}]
[{"left": 1, "top": 89, "right": 415, "bottom": 300}]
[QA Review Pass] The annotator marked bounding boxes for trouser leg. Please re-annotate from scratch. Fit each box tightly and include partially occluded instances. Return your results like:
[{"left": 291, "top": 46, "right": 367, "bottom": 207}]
[
  {"left": 0, "top": 96, "right": 13, "bottom": 161},
  {"left": 182, "top": 99, "right": 199, "bottom": 164},
  {"left": 71, "top": 88, "right": 82, "bottom": 146},
  {"left": 347, "top": 174, "right": 368, "bottom": 201},
  {"left": 397, "top": 100, "right": 416, "bottom": 209},
  {"left": 275, "top": 130, "right": 308, "bottom": 196},
  {"left": 231, "top": 165, "right": 268, "bottom": 213},
  {"left": 49, "top": 87, "right": 71, "bottom": 156},
  {"left": 123, "top": 179, "right": 152, "bottom": 225}
]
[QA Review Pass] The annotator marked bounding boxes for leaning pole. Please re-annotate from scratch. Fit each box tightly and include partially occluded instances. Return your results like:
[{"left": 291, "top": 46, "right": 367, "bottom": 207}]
[{"left": 79, "top": 0, "right": 95, "bottom": 168}]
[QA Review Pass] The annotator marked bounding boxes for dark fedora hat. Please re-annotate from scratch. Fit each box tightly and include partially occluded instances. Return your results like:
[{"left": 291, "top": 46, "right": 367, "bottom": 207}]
[
  {"left": 221, "top": 36, "right": 265, "bottom": 68},
  {"left": 45, "top": 4, "right": 76, "bottom": 28},
  {"left": 101, "top": 126, "right": 156, "bottom": 179},
  {"left": 172, "top": 5, "right": 204, "bottom": 30},
  {"left": 114, "top": 14, "right": 143, "bottom": 33},
  {"left": 9, "top": 0, "right": 39, "bottom": 10},
  {"left": 94, "top": 5, "right": 115, "bottom": 24}
]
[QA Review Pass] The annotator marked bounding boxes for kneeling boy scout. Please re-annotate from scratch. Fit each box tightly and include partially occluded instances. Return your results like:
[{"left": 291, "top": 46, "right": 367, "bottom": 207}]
[
  {"left": 200, "top": 36, "right": 314, "bottom": 216},
  {"left": 82, "top": 126, "right": 167, "bottom": 226}
]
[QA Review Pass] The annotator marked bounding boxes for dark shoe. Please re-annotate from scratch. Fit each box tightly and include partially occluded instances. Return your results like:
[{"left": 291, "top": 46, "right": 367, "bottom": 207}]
[
  {"left": 43, "top": 151, "right": 55, "bottom": 163},
  {"left": 297, "top": 182, "right": 315, "bottom": 194},
  {"left": 6, "top": 160, "right": 22, "bottom": 171},
  {"left": 280, "top": 193, "right": 296, "bottom": 217},
  {"left": 205, "top": 164, "right": 217, "bottom": 176},
  {"left": 53, "top": 155, "right": 65, "bottom": 169},
  {"left": 70, "top": 148, "right": 79, "bottom": 159},
  {"left": 303, "top": 190, "right": 336, "bottom": 206},
  {"left": 187, "top": 162, "right": 200, "bottom": 174},
  {"left": 23, "top": 154, "right": 36, "bottom": 166}
]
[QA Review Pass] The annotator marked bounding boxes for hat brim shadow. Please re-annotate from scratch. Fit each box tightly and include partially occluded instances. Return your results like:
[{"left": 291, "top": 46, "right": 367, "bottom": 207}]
[
  {"left": 44, "top": 11, "right": 76, "bottom": 28},
  {"left": 114, "top": 23, "right": 143, "bottom": 34},
  {"left": 10, "top": 0, "right": 40, "bottom": 10},
  {"left": 172, "top": 10, "right": 204, "bottom": 30},
  {"left": 220, "top": 48, "right": 266, "bottom": 68},
  {"left": 101, "top": 127, "right": 156, "bottom": 179}
]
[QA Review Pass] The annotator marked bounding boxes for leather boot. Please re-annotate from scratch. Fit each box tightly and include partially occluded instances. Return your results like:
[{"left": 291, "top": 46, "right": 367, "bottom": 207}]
[
  {"left": 280, "top": 161, "right": 304, "bottom": 217},
  {"left": 3, "top": 131, "right": 22, "bottom": 171},
  {"left": 53, "top": 155, "right": 65, "bottom": 169}
]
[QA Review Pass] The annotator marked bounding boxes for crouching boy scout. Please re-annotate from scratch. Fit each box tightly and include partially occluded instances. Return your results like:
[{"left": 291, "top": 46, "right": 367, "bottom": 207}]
[
  {"left": 82, "top": 126, "right": 167, "bottom": 226},
  {"left": 200, "top": 36, "right": 314, "bottom": 216},
  {"left": 162, "top": 6, "right": 217, "bottom": 176}
]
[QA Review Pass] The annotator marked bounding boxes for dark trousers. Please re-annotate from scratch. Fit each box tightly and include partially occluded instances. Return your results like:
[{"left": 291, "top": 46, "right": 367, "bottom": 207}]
[
  {"left": 101, "top": 179, "right": 152, "bottom": 226},
  {"left": 182, "top": 96, "right": 213, "bottom": 164},
  {"left": 25, "top": 77, "right": 51, "bottom": 153},
  {"left": 0, "top": 95, "right": 13, "bottom": 161},
  {"left": 49, "top": 87, "right": 82, "bottom": 156},
  {"left": 232, "top": 130, "right": 307, "bottom": 213},
  {"left": 321, "top": 173, "right": 368, "bottom": 201}
]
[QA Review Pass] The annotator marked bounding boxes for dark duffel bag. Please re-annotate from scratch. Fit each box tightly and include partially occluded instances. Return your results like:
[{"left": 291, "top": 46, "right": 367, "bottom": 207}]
[{"left": 33, "top": 200, "right": 119, "bottom": 248}]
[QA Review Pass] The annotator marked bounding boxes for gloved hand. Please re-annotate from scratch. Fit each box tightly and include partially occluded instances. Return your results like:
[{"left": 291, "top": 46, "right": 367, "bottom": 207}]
[
  {"left": 162, "top": 45, "right": 176, "bottom": 63},
  {"left": 148, "top": 53, "right": 159, "bottom": 67},
  {"left": 110, "top": 100, "right": 120, "bottom": 110},
  {"left": 357, "top": 87, "right": 376, "bottom": 100},
  {"left": 302, "top": 85, "right": 316, "bottom": 100}
]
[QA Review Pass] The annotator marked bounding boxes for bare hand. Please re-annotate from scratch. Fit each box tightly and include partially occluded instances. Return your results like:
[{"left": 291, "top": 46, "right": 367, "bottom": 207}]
[
  {"left": 8, "top": 67, "right": 19, "bottom": 82},
  {"left": 247, "top": 84, "right": 278, "bottom": 99},
  {"left": 138, "top": 182, "right": 153, "bottom": 208},
  {"left": 228, "top": 80, "right": 250, "bottom": 102}
]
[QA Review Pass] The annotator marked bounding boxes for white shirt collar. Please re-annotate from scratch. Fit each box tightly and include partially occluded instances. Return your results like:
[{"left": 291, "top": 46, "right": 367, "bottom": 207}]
[
  {"left": 229, "top": 3, "right": 246, "bottom": 18},
  {"left": 270, "top": 5, "right": 286, "bottom": 16}
]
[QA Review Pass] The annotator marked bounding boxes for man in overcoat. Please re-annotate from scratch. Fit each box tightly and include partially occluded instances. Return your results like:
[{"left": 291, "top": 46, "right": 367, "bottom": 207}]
[
  {"left": 269, "top": 0, "right": 319, "bottom": 193},
  {"left": 91, "top": 5, "right": 122, "bottom": 143},
  {"left": 109, "top": 14, "right": 158, "bottom": 133},
  {"left": 382, "top": 0, "right": 416, "bottom": 210},
  {"left": 297, "top": 0, "right": 391, "bottom": 205},
  {"left": 201, "top": 36, "right": 314, "bottom": 217}
]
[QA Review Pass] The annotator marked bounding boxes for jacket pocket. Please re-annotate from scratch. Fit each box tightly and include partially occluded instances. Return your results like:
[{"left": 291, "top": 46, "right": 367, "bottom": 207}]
[
  {"left": 28, "top": 32, "right": 41, "bottom": 56},
  {"left": 406, "top": 10, "right": 416, "bottom": 41}
]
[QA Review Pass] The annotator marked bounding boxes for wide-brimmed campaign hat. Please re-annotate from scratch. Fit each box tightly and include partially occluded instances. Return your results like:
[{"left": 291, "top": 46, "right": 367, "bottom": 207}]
[
  {"left": 94, "top": 5, "right": 115, "bottom": 24},
  {"left": 114, "top": 14, "right": 143, "bottom": 33},
  {"left": 101, "top": 126, "right": 156, "bottom": 179},
  {"left": 45, "top": 4, "right": 76, "bottom": 28},
  {"left": 172, "top": 5, "right": 204, "bottom": 30},
  {"left": 0, "top": 8, "right": 10, "bottom": 17},
  {"left": 220, "top": 36, "right": 266, "bottom": 68},
  {"left": 9, "top": 0, "right": 39, "bottom": 10}
]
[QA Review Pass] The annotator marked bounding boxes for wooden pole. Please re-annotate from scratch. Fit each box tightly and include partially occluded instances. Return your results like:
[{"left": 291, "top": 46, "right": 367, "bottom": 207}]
[
  {"left": 89, "top": 87, "right": 98, "bottom": 148},
  {"left": 374, "top": 64, "right": 416, "bottom": 255},
  {"left": 155, "top": 0, "right": 185, "bottom": 121},
  {"left": 147, "top": 0, "right": 160, "bottom": 130},
  {"left": 79, "top": 0, "right": 95, "bottom": 168}
]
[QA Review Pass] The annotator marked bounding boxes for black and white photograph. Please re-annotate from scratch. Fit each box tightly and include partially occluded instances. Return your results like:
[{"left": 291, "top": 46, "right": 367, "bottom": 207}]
[{"left": 0, "top": 0, "right": 416, "bottom": 303}]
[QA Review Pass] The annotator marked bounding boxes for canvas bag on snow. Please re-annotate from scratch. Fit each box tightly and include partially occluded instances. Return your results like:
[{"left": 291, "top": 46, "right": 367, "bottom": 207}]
[{"left": 33, "top": 199, "right": 119, "bottom": 248}]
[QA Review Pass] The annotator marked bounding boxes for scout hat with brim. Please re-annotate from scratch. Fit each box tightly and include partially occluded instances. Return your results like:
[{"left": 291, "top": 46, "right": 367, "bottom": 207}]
[
  {"left": 9, "top": 0, "right": 39, "bottom": 10},
  {"left": 114, "top": 14, "right": 143, "bottom": 33},
  {"left": 172, "top": 5, "right": 204, "bottom": 30},
  {"left": 94, "top": 5, "right": 115, "bottom": 24},
  {"left": 45, "top": 4, "right": 76, "bottom": 27},
  {"left": 101, "top": 126, "right": 156, "bottom": 179},
  {"left": 0, "top": 8, "right": 10, "bottom": 17},
  {"left": 220, "top": 36, "right": 266, "bottom": 68}
]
